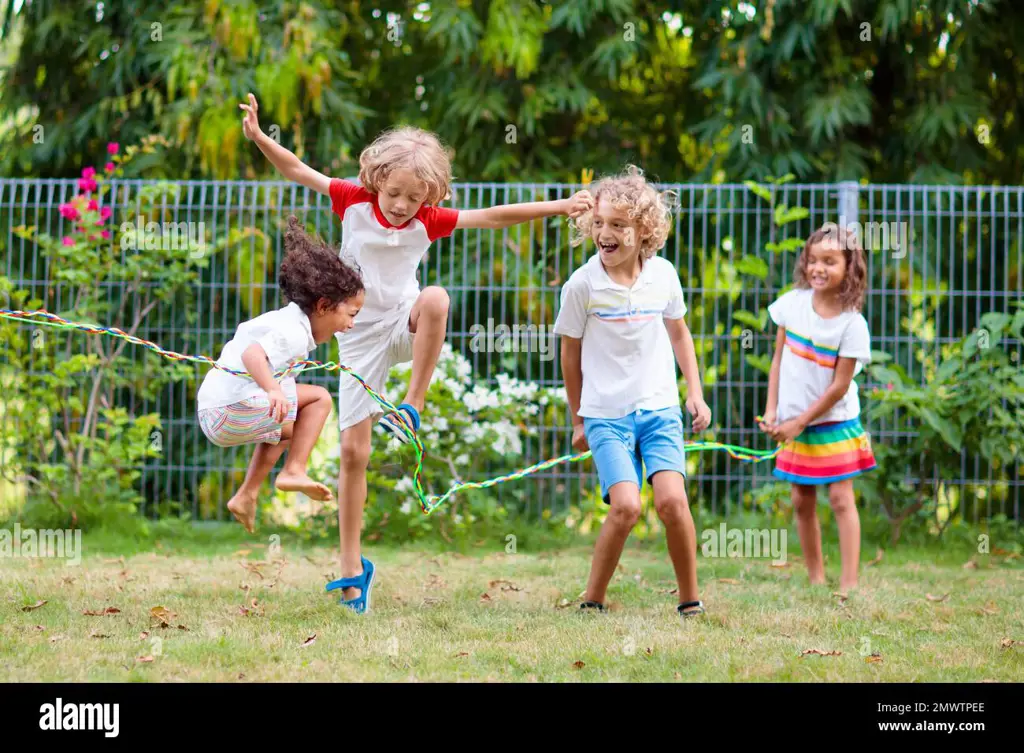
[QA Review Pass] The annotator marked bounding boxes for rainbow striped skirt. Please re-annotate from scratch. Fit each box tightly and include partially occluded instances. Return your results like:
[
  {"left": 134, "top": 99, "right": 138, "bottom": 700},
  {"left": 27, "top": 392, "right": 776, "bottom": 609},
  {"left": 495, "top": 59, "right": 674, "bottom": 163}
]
[{"left": 772, "top": 417, "right": 877, "bottom": 485}]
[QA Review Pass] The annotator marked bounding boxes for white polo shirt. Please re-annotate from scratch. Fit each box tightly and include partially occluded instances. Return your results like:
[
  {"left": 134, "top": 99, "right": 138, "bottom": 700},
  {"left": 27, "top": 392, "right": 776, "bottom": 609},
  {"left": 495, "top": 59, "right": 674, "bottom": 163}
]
[
  {"left": 329, "top": 179, "right": 460, "bottom": 323},
  {"left": 197, "top": 302, "right": 317, "bottom": 410},
  {"left": 767, "top": 288, "right": 872, "bottom": 425},
  {"left": 553, "top": 253, "right": 687, "bottom": 419}
]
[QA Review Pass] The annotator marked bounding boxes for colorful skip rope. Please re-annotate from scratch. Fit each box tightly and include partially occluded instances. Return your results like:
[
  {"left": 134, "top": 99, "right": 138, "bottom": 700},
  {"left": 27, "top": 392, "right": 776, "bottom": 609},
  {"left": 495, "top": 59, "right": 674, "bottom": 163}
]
[{"left": 0, "top": 308, "right": 782, "bottom": 514}]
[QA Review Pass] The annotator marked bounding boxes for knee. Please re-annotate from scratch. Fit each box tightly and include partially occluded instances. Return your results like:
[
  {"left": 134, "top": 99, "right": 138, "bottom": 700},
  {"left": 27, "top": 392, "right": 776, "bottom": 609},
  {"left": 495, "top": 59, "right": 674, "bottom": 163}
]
[
  {"left": 793, "top": 487, "right": 818, "bottom": 520},
  {"left": 422, "top": 287, "right": 450, "bottom": 319},
  {"left": 340, "top": 435, "right": 370, "bottom": 470},
  {"left": 280, "top": 423, "right": 294, "bottom": 441},
  {"left": 313, "top": 386, "right": 332, "bottom": 404},
  {"left": 654, "top": 492, "right": 689, "bottom": 526},
  {"left": 607, "top": 493, "right": 642, "bottom": 529},
  {"left": 829, "top": 487, "right": 855, "bottom": 516}
]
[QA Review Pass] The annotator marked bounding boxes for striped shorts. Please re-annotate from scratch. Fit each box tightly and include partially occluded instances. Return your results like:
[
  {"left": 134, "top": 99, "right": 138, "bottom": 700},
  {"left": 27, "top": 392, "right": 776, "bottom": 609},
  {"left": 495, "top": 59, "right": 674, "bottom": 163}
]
[
  {"left": 198, "top": 381, "right": 298, "bottom": 448},
  {"left": 772, "top": 416, "right": 877, "bottom": 486}
]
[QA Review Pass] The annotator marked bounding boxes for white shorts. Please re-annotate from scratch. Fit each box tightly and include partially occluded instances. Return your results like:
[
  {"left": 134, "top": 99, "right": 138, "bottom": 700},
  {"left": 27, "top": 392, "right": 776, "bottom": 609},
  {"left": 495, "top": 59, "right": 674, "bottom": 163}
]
[{"left": 335, "top": 300, "right": 415, "bottom": 432}]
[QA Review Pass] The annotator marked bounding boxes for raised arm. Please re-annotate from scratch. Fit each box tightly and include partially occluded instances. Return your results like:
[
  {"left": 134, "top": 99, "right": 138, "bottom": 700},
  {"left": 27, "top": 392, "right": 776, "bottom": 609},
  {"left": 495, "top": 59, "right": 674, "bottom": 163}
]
[
  {"left": 455, "top": 191, "right": 594, "bottom": 230},
  {"left": 240, "top": 93, "right": 331, "bottom": 196}
]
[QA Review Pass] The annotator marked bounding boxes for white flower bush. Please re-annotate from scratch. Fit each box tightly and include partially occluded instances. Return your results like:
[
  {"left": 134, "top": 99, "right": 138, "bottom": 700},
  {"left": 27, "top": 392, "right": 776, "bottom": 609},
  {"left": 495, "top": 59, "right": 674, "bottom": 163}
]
[{"left": 262, "top": 342, "right": 569, "bottom": 542}]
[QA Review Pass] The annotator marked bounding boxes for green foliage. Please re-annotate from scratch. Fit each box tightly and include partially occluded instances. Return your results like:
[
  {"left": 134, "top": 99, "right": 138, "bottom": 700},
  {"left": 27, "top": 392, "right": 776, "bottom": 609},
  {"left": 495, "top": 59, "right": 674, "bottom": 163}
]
[
  {"left": 0, "top": 140, "right": 206, "bottom": 530},
  {"left": 859, "top": 305, "right": 1024, "bottom": 543}
]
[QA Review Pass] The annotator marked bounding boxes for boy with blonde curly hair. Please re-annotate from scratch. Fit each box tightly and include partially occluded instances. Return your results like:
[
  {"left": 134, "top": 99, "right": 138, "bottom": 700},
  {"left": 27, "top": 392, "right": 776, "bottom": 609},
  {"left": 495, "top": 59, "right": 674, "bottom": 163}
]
[{"left": 554, "top": 165, "right": 711, "bottom": 618}]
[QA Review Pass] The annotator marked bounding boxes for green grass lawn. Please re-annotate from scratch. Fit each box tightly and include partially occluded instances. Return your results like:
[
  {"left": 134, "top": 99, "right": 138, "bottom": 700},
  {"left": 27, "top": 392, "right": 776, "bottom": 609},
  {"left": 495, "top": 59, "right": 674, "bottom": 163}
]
[{"left": 1, "top": 524, "right": 1022, "bottom": 682}]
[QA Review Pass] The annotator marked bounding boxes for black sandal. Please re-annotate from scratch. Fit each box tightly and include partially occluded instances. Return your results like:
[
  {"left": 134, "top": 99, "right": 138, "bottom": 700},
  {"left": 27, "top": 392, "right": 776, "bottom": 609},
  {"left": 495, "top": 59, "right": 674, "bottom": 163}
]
[
  {"left": 579, "top": 601, "right": 606, "bottom": 612},
  {"left": 677, "top": 600, "right": 705, "bottom": 617}
]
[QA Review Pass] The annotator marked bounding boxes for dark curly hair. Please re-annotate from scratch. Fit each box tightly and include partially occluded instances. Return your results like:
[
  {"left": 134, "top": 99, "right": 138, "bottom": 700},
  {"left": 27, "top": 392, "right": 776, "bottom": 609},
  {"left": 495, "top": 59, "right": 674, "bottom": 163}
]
[
  {"left": 795, "top": 223, "right": 868, "bottom": 312},
  {"left": 279, "top": 216, "right": 363, "bottom": 315}
]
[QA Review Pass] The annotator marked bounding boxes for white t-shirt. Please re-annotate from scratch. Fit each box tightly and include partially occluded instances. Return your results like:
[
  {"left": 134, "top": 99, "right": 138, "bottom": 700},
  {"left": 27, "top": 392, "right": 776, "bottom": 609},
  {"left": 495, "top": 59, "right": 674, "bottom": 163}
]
[
  {"left": 767, "top": 288, "right": 872, "bottom": 425},
  {"left": 197, "top": 302, "right": 317, "bottom": 410},
  {"left": 553, "top": 253, "right": 687, "bottom": 419},
  {"left": 329, "top": 179, "right": 460, "bottom": 324}
]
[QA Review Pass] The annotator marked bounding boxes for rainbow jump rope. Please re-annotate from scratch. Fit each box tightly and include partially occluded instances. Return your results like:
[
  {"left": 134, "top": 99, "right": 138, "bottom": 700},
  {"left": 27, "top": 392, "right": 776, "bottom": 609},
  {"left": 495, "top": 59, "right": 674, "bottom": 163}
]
[{"left": 0, "top": 308, "right": 782, "bottom": 514}]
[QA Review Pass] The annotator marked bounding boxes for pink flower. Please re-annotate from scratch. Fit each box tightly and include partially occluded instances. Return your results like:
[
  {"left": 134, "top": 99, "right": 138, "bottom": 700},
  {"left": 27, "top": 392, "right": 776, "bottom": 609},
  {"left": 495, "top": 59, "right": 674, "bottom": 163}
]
[
  {"left": 79, "top": 177, "right": 98, "bottom": 193},
  {"left": 101, "top": 230, "right": 111, "bottom": 239},
  {"left": 59, "top": 203, "right": 79, "bottom": 221},
  {"left": 886, "top": 382, "right": 894, "bottom": 391},
  {"left": 88, "top": 198, "right": 99, "bottom": 211},
  {"left": 107, "top": 142, "right": 119, "bottom": 155},
  {"left": 62, "top": 236, "right": 74, "bottom": 246},
  {"left": 105, "top": 162, "right": 115, "bottom": 173},
  {"left": 81, "top": 166, "right": 96, "bottom": 179},
  {"left": 100, "top": 206, "right": 112, "bottom": 220}
]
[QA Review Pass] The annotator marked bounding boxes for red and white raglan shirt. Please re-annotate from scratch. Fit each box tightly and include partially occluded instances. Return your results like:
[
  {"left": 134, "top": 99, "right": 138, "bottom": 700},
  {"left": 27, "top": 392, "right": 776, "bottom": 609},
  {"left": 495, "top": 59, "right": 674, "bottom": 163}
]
[{"left": 328, "top": 179, "right": 459, "bottom": 323}]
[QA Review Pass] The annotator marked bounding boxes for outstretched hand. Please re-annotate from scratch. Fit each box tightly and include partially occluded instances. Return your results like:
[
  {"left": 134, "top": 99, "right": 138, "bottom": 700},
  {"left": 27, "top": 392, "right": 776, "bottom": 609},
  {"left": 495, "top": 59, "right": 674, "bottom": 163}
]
[
  {"left": 564, "top": 190, "right": 594, "bottom": 219},
  {"left": 239, "top": 93, "right": 263, "bottom": 141}
]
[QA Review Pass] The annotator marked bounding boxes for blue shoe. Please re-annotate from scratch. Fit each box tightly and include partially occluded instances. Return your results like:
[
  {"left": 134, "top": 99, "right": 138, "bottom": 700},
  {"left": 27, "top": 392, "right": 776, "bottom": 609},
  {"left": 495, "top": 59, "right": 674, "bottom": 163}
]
[
  {"left": 325, "top": 556, "right": 376, "bottom": 613},
  {"left": 377, "top": 403, "right": 420, "bottom": 444}
]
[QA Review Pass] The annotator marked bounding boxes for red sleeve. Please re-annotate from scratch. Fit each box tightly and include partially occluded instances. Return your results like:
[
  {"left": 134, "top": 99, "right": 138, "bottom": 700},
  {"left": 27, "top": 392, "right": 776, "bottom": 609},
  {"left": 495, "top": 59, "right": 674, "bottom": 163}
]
[
  {"left": 329, "top": 179, "right": 371, "bottom": 220},
  {"left": 417, "top": 205, "right": 460, "bottom": 241}
]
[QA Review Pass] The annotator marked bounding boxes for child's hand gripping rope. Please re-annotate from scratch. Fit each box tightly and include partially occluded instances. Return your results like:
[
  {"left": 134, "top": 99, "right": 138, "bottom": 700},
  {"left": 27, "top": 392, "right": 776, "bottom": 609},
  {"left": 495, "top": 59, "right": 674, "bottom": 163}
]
[{"left": 0, "top": 308, "right": 784, "bottom": 514}]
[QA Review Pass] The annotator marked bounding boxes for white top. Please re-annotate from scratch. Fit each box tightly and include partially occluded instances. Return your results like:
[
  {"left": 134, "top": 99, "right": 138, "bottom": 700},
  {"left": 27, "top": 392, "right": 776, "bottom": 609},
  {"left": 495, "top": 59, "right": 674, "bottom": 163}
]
[
  {"left": 553, "top": 253, "right": 687, "bottom": 419},
  {"left": 329, "top": 179, "right": 459, "bottom": 323},
  {"left": 197, "top": 302, "right": 317, "bottom": 410},
  {"left": 767, "top": 288, "right": 872, "bottom": 425}
]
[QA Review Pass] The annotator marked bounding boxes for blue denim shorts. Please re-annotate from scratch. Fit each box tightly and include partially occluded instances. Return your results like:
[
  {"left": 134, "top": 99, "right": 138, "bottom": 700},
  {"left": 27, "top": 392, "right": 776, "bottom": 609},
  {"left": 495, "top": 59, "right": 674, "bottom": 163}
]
[{"left": 583, "top": 406, "right": 687, "bottom": 503}]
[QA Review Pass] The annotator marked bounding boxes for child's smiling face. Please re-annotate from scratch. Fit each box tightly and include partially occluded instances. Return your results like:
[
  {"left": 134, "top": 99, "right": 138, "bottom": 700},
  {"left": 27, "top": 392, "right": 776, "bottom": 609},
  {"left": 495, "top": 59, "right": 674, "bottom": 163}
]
[
  {"left": 805, "top": 238, "right": 848, "bottom": 293},
  {"left": 378, "top": 168, "right": 427, "bottom": 227},
  {"left": 591, "top": 198, "right": 642, "bottom": 270}
]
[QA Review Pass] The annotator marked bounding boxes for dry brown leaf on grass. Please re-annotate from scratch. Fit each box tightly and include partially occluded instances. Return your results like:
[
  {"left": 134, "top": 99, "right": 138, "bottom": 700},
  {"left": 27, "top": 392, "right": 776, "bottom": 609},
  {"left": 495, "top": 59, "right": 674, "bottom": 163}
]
[
  {"left": 674, "top": 672, "right": 682, "bottom": 680},
  {"left": 177, "top": 624, "right": 189, "bottom": 631},
  {"left": 926, "top": 593, "right": 950, "bottom": 602},
  {"left": 798, "top": 643, "right": 839, "bottom": 655},
  {"left": 976, "top": 602, "right": 999, "bottom": 616},
  {"left": 150, "top": 606, "right": 175, "bottom": 627},
  {"left": 480, "top": 593, "right": 492, "bottom": 602},
  {"left": 136, "top": 656, "right": 154, "bottom": 663},
  {"left": 301, "top": 634, "right": 317, "bottom": 648},
  {"left": 83, "top": 607, "right": 121, "bottom": 616},
  {"left": 718, "top": 578, "right": 740, "bottom": 585},
  {"left": 573, "top": 661, "right": 585, "bottom": 669},
  {"left": 239, "top": 599, "right": 265, "bottom": 618},
  {"left": 21, "top": 600, "right": 47, "bottom": 612},
  {"left": 556, "top": 599, "right": 573, "bottom": 609},
  {"left": 865, "top": 654, "right": 883, "bottom": 663},
  {"left": 1000, "top": 638, "right": 1020, "bottom": 649},
  {"left": 454, "top": 652, "right": 470, "bottom": 658},
  {"left": 866, "top": 549, "right": 884, "bottom": 567},
  {"left": 89, "top": 629, "right": 109, "bottom": 639},
  {"left": 33, "top": 625, "right": 45, "bottom": 631},
  {"left": 139, "top": 631, "right": 149, "bottom": 640}
]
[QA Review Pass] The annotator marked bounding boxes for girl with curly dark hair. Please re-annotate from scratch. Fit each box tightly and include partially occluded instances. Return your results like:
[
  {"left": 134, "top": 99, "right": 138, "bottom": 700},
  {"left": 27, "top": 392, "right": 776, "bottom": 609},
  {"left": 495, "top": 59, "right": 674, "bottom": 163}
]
[
  {"left": 759, "top": 223, "right": 875, "bottom": 592},
  {"left": 197, "top": 216, "right": 364, "bottom": 533}
]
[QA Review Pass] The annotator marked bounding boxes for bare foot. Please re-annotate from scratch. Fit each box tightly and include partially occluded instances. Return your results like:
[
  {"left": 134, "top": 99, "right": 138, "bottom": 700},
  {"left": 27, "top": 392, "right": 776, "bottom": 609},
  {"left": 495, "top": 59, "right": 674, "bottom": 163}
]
[
  {"left": 276, "top": 471, "right": 333, "bottom": 501},
  {"left": 227, "top": 491, "right": 258, "bottom": 533}
]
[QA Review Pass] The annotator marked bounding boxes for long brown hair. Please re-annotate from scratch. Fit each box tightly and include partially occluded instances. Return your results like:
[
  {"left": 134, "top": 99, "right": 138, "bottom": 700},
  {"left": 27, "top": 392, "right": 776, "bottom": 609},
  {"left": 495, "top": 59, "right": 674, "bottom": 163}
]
[{"left": 794, "top": 224, "right": 868, "bottom": 311}]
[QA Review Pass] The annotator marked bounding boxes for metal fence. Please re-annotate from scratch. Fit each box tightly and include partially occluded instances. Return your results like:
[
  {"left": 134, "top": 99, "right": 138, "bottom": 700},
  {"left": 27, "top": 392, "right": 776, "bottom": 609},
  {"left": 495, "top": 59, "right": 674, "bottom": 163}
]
[{"left": 2, "top": 178, "right": 1022, "bottom": 525}]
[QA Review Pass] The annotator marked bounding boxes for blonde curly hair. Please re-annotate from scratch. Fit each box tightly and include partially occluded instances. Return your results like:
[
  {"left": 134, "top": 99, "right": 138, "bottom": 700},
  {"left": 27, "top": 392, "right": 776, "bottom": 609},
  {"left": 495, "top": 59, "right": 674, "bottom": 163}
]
[
  {"left": 358, "top": 126, "right": 454, "bottom": 206},
  {"left": 570, "top": 164, "right": 676, "bottom": 259}
]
